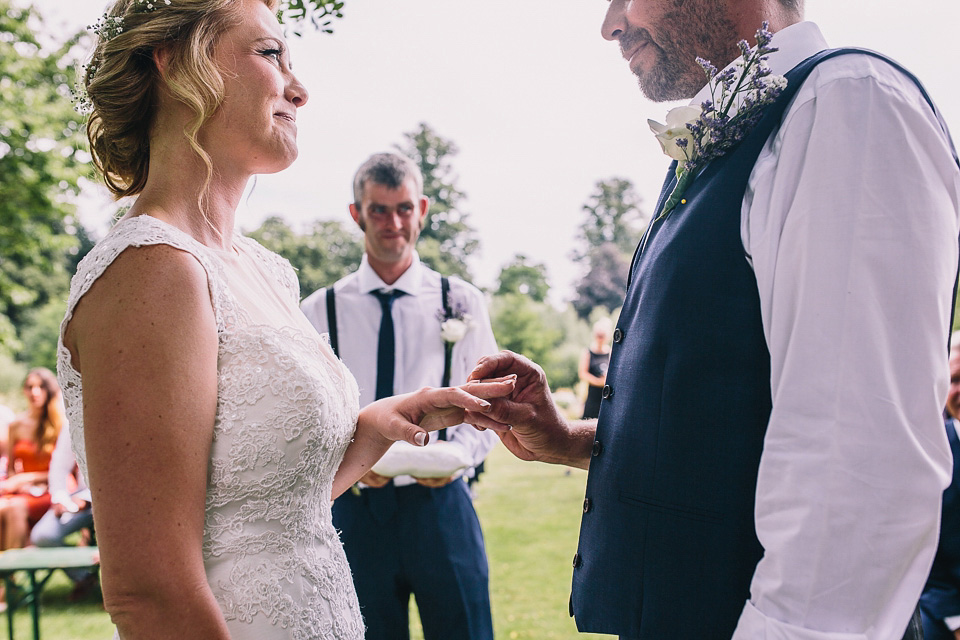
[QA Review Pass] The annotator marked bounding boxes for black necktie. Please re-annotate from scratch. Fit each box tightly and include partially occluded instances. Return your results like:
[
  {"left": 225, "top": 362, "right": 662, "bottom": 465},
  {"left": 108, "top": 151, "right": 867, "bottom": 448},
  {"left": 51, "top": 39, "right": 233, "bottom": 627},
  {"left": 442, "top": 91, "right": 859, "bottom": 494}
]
[{"left": 372, "top": 289, "right": 405, "bottom": 400}]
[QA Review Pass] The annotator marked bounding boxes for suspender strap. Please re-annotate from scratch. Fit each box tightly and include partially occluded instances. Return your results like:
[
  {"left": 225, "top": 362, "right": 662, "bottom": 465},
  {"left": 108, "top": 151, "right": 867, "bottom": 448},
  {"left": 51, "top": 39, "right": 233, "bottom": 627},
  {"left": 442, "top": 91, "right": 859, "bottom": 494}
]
[
  {"left": 326, "top": 287, "right": 339, "bottom": 358},
  {"left": 440, "top": 276, "right": 452, "bottom": 441}
]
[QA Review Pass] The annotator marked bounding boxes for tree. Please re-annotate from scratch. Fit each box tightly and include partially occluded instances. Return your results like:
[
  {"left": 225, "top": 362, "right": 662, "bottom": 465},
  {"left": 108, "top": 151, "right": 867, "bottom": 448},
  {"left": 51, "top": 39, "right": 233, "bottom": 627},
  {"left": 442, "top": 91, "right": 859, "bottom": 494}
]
[
  {"left": 0, "top": 1, "right": 88, "bottom": 358},
  {"left": 489, "top": 294, "right": 589, "bottom": 391},
  {"left": 395, "top": 123, "right": 479, "bottom": 280},
  {"left": 572, "top": 244, "right": 632, "bottom": 319},
  {"left": 247, "top": 216, "right": 363, "bottom": 299},
  {"left": 281, "top": 0, "right": 344, "bottom": 34},
  {"left": 572, "top": 178, "right": 647, "bottom": 261},
  {"left": 490, "top": 294, "right": 562, "bottom": 375},
  {"left": 496, "top": 254, "right": 549, "bottom": 302},
  {"left": 571, "top": 178, "right": 649, "bottom": 319}
]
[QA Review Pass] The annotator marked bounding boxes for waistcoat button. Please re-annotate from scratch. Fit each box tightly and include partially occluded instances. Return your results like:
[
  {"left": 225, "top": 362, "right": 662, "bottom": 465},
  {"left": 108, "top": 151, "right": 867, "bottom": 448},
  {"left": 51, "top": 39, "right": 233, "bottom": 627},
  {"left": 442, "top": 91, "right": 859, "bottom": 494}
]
[
  {"left": 613, "top": 327, "right": 623, "bottom": 343},
  {"left": 592, "top": 440, "right": 603, "bottom": 457},
  {"left": 601, "top": 385, "right": 613, "bottom": 399}
]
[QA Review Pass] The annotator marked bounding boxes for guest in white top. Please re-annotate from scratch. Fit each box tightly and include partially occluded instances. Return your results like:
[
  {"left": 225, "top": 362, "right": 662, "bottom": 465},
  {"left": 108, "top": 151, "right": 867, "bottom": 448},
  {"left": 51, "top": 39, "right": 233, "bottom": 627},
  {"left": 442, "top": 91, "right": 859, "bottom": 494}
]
[
  {"left": 467, "top": 1, "right": 960, "bottom": 639},
  {"left": 30, "top": 426, "right": 96, "bottom": 589},
  {"left": 301, "top": 152, "right": 499, "bottom": 640}
]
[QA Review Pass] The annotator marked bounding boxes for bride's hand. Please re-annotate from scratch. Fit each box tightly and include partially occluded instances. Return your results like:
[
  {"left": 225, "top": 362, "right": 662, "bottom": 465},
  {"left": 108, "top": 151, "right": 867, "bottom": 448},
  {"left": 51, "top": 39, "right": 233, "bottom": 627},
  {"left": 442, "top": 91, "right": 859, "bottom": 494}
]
[{"left": 358, "top": 376, "right": 517, "bottom": 448}]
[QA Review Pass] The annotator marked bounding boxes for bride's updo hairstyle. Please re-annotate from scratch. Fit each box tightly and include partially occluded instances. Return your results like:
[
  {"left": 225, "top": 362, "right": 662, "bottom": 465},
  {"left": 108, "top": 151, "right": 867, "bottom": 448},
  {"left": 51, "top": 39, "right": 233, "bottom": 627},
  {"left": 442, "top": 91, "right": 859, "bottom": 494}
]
[{"left": 83, "top": 0, "right": 278, "bottom": 198}]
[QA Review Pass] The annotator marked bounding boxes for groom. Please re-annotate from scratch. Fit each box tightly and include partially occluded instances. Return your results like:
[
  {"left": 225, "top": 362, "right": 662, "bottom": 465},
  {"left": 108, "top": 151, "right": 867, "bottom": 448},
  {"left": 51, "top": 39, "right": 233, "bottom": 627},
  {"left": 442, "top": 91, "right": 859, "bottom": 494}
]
[{"left": 468, "top": 0, "right": 960, "bottom": 639}]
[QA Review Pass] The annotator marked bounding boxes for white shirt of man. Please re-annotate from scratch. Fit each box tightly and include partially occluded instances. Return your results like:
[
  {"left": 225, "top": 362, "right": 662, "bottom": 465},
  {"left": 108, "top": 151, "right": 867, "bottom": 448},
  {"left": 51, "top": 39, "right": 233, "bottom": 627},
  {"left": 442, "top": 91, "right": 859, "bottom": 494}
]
[
  {"left": 301, "top": 253, "right": 499, "bottom": 487},
  {"left": 701, "top": 21, "right": 960, "bottom": 639}
]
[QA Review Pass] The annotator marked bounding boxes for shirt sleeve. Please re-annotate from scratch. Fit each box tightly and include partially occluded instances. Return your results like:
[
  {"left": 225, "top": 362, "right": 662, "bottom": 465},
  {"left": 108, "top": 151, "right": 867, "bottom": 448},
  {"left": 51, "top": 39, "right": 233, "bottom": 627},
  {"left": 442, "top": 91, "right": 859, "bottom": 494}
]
[
  {"left": 734, "top": 60, "right": 960, "bottom": 638},
  {"left": 442, "top": 281, "right": 499, "bottom": 468},
  {"left": 945, "top": 614, "right": 960, "bottom": 632}
]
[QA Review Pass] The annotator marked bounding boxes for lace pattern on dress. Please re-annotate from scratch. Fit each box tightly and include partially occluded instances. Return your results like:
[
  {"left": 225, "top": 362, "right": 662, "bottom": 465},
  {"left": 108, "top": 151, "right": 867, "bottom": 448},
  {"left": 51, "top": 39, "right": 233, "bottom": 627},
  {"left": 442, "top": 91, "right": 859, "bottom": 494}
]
[{"left": 56, "top": 215, "right": 364, "bottom": 639}]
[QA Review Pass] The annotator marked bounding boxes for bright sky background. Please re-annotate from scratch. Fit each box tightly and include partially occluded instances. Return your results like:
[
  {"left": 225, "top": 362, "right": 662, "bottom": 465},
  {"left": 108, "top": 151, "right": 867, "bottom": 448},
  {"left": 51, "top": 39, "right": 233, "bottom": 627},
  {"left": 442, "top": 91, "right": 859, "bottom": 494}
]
[{"left": 30, "top": 0, "right": 960, "bottom": 304}]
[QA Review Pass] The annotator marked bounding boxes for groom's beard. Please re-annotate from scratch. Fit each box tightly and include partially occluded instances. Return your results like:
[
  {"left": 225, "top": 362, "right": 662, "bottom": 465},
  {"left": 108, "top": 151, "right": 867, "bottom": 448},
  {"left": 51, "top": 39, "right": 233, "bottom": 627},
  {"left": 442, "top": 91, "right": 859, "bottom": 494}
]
[{"left": 621, "top": 1, "right": 740, "bottom": 102}]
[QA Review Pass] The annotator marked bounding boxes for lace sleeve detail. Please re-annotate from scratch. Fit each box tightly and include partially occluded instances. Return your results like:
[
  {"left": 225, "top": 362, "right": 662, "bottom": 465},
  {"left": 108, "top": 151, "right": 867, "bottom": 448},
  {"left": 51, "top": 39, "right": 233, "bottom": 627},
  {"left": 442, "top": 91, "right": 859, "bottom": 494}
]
[
  {"left": 56, "top": 215, "right": 234, "bottom": 479},
  {"left": 235, "top": 235, "right": 302, "bottom": 305}
]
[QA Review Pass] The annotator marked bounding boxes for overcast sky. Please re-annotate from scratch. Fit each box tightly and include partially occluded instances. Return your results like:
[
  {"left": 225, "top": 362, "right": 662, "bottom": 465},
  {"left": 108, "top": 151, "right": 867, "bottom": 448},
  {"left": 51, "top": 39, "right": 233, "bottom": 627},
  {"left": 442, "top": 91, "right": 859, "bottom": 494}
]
[{"left": 31, "top": 0, "right": 960, "bottom": 303}]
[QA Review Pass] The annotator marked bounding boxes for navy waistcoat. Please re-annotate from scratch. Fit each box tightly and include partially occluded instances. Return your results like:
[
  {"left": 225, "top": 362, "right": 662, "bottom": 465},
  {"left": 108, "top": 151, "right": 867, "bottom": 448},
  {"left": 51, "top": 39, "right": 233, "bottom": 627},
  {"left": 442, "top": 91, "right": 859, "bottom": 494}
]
[{"left": 571, "top": 49, "right": 957, "bottom": 639}]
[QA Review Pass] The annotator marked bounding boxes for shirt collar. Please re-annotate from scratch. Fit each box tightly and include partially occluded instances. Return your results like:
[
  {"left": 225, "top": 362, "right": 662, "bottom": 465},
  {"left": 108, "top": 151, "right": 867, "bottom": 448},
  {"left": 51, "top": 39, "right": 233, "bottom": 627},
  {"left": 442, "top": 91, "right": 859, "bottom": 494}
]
[
  {"left": 357, "top": 252, "right": 424, "bottom": 296},
  {"left": 689, "top": 21, "right": 828, "bottom": 111}
]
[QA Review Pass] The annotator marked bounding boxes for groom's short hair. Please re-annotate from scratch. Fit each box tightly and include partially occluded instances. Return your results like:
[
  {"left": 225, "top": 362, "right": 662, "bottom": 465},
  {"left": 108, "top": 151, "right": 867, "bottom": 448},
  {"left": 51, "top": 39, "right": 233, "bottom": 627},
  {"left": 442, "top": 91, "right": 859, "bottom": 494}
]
[{"left": 352, "top": 152, "right": 424, "bottom": 205}]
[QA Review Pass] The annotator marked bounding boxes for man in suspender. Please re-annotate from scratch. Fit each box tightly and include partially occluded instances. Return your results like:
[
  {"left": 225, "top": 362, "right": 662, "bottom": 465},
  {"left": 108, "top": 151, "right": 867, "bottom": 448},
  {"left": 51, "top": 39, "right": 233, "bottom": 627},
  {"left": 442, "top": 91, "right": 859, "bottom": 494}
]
[{"left": 301, "top": 152, "right": 499, "bottom": 640}]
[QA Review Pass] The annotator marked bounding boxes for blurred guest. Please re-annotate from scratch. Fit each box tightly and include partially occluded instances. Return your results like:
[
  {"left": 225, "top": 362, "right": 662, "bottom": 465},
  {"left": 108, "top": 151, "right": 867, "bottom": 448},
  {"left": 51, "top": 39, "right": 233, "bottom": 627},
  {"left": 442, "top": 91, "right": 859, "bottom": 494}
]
[
  {"left": 30, "top": 425, "right": 96, "bottom": 599},
  {"left": 0, "top": 368, "right": 64, "bottom": 609},
  {"left": 0, "top": 403, "right": 14, "bottom": 475},
  {"left": 920, "top": 339, "right": 960, "bottom": 640},
  {"left": 579, "top": 317, "right": 612, "bottom": 420},
  {"left": 0, "top": 368, "right": 63, "bottom": 550}
]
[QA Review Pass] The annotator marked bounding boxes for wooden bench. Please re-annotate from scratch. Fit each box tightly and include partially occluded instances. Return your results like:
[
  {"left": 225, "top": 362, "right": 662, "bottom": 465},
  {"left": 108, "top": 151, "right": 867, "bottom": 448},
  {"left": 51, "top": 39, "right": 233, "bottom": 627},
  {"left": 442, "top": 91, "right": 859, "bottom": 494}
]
[{"left": 0, "top": 547, "right": 99, "bottom": 640}]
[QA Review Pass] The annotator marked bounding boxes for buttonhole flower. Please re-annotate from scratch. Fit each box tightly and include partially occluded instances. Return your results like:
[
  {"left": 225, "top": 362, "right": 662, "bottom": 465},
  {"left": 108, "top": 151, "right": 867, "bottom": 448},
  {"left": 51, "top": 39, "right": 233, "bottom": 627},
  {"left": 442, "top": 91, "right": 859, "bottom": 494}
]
[{"left": 648, "top": 22, "right": 787, "bottom": 222}]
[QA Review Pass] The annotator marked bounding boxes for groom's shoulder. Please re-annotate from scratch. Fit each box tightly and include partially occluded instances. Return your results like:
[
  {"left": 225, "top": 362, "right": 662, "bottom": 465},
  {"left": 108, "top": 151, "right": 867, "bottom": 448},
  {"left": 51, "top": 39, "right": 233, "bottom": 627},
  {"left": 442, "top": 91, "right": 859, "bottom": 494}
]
[{"left": 798, "top": 49, "right": 930, "bottom": 110}]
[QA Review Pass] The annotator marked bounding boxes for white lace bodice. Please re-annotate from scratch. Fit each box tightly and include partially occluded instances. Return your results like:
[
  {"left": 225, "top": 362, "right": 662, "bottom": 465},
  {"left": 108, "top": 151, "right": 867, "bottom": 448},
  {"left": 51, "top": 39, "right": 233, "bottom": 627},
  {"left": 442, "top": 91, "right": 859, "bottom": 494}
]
[{"left": 57, "top": 215, "right": 364, "bottom": 639}]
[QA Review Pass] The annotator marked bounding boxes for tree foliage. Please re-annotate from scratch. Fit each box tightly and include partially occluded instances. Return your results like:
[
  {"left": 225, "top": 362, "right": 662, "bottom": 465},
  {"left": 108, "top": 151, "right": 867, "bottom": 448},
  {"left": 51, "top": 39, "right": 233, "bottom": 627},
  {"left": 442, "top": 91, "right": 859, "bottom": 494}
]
[
  {"left": 488, "top": 295, "right": 588, "bottom": 391},
  {"left": 280, "top": 0, "right": 344, "bottom": 35},
  {"left": 571, "top": 178, "right": 649, "bottom": 318},
  {"left": 247, "top": 216, "right": 363, "bottom": 300},
  {"left": 395, "top": 123, "right": 479, "bottom": 280},
  {"left": 0, "top": 1, "right": 88, "bottom": 358},
  {"left": 496, "top": 254, "right": 549, "bottom": 303},
  {"left": 572, "top": 243, "right": 632, "bottom": 320},
  {"left": 572, "top": 178, "right": 646, "bottom": 261}
]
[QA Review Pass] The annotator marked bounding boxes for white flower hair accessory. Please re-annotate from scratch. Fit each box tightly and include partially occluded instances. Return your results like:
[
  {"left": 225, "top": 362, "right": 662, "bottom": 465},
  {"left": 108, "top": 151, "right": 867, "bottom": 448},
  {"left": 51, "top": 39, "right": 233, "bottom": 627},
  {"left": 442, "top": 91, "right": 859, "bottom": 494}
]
[{"left": 76, "top": 0, "right": 173, "bottom": 112}]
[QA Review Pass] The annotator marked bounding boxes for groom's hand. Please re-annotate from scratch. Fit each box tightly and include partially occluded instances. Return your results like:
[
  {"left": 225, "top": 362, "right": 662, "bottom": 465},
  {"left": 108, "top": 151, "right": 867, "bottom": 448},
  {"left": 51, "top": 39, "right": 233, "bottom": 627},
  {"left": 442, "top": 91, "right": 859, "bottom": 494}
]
[{"left": 466, "top": 351, "right": 591, "bottom": 468}]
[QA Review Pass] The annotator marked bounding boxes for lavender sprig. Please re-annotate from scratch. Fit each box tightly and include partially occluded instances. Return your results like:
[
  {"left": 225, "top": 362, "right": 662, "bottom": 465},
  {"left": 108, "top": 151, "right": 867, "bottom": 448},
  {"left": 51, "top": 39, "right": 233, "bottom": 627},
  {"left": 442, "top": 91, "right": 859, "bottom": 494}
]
[{"left": 647, "top": 22, "right": 787, "bottom": 222}]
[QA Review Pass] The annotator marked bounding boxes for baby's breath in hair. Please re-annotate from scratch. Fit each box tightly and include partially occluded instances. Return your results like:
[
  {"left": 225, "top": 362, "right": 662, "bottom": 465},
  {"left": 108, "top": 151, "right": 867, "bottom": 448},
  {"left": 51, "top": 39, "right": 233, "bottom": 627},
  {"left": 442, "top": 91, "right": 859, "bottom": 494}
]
[{"left": 74, "top": 0, "right": 173, "bottom": 113}]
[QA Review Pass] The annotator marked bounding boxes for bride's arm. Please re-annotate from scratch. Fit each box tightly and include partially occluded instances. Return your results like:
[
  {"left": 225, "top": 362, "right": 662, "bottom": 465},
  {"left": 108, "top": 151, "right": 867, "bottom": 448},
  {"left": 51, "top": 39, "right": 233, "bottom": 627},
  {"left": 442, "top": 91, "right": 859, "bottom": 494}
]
[
  {"left": 64, "top": 245, "right": 230, "bottom": 640},
  {"left": 332, "top": 380, "right": 515, "bottom": 499}
]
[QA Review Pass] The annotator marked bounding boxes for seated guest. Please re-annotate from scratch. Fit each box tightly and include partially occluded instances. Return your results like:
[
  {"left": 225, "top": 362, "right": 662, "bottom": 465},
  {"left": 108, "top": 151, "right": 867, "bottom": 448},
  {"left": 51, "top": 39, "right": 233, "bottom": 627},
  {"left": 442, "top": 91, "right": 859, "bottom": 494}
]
[
  {"left": 0, "top": 368, "right": 64, "bottom": 546},
  {"left": 920, "top": 338, "right": 960, "bottom": 640},
  {"left": 0, "top": 368, "right": 64, "bottom": 607},
  {"left": 30, "top": 426, "right": 96, "bottom": 598}
]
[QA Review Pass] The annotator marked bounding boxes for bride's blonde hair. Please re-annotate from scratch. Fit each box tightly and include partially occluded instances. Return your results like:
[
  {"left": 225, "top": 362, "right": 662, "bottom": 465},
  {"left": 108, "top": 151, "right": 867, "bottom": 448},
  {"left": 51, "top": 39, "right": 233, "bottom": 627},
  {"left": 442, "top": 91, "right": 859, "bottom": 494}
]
[{"left": 83, "top": 0, "right": 278, "bottom": 208}]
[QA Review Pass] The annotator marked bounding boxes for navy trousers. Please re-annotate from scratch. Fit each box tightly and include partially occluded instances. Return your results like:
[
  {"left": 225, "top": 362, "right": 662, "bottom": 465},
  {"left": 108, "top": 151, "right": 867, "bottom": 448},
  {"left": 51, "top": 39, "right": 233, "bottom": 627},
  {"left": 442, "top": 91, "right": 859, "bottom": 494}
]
[{"left": 333, "top": 479, "right": 493, "bottom": 640}]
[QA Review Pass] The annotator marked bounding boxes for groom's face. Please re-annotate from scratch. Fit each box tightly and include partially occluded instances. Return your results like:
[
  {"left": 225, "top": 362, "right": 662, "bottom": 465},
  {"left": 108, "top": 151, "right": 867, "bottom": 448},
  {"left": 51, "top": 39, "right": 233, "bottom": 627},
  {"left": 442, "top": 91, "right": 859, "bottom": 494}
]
[{"left": 601, "top": 0, "right": 741, "bottom": 102}]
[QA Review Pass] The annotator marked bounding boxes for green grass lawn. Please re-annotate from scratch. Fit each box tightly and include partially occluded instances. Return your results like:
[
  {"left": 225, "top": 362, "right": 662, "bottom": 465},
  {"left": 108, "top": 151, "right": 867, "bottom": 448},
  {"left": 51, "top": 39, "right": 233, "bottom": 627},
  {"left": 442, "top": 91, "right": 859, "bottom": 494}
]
[{"left": 3, "top": 443, "right": 612, "bottom": 639}]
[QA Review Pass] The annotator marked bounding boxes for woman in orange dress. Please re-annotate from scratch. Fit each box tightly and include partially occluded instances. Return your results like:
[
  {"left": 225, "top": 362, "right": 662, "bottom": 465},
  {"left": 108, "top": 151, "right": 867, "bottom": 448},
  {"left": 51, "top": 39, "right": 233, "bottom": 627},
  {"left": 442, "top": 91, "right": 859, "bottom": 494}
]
[{"left": 0, "top": 368, "right": 64, "bottom": 552}]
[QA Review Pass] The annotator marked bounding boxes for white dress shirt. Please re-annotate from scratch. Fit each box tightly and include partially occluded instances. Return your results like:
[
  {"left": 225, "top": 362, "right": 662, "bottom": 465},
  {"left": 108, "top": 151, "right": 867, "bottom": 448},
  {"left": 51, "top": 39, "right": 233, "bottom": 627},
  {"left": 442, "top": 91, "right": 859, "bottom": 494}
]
[
  {"left": 690, "top": 21, "right": 960, "bottom": 639},
  {"left": 301, "top": 253, "right": 499, "bottom": 487}
]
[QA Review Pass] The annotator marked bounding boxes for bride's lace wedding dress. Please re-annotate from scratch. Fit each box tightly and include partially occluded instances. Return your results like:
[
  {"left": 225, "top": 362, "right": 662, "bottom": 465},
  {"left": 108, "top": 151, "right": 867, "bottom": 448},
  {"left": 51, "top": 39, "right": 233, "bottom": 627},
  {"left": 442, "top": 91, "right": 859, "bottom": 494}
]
[{"left": 57, "top": 215, "right": 365, "bottom": 639}]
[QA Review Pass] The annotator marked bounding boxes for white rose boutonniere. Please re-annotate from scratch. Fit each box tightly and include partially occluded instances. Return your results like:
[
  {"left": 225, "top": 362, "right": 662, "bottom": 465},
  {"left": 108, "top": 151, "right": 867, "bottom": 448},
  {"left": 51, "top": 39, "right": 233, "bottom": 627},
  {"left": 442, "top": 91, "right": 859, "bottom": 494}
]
[
  {"left": 648, "top": 22, "right": 787, "bottom": 223},
  {"left": 648, "top": 105, "right": 703, "bottom": 166},
  {"left": 440, "top": 315, "right": 472, "bottom": 344}
]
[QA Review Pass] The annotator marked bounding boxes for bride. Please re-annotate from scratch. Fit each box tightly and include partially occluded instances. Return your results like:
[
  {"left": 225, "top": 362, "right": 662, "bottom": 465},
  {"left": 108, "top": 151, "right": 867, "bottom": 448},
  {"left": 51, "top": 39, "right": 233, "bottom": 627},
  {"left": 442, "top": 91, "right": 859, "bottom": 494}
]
[{"left": 57, "top": 1, "right": 513, "bottom": 638}]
